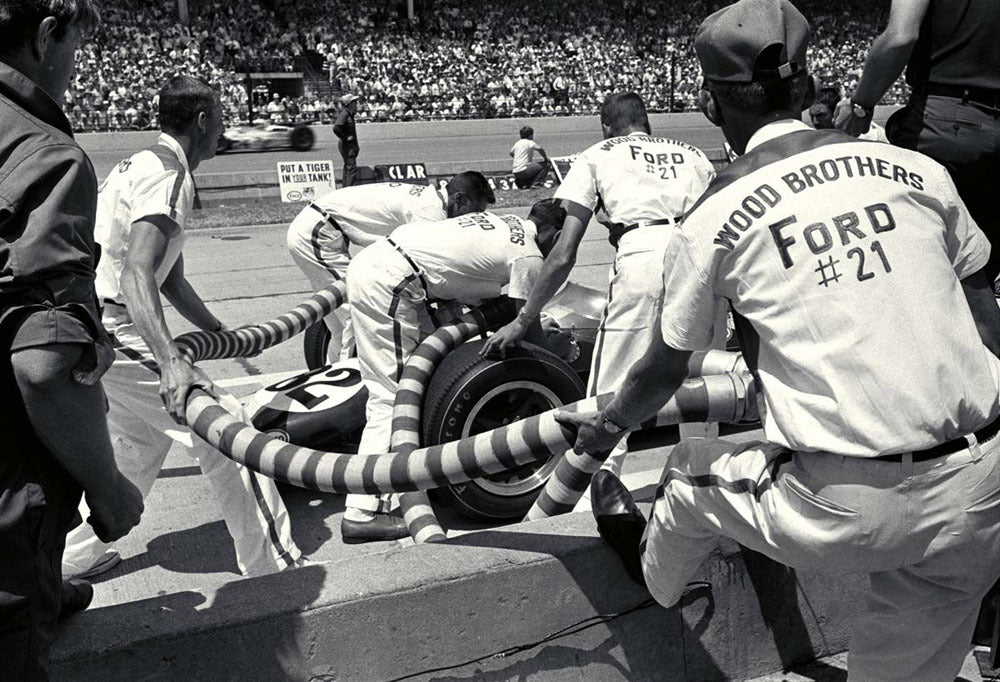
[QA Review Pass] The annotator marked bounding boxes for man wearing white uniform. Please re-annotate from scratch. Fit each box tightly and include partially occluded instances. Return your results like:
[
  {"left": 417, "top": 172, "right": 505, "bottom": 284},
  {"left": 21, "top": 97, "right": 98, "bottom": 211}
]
[
  {"left": 485, "top": 92, "right": 716, "bottom": 475},
  {"left": 563, "top": 1, "right": 1000, "bottom": 679},
  {"left": 343, "top": 194, "right": 566, "bottom": 542},
  {"left": 286, "top": 175, "right": 479, "bottom": 362},
  {"left": 63, "top": 76, "right": 302, "bottom": 578}
]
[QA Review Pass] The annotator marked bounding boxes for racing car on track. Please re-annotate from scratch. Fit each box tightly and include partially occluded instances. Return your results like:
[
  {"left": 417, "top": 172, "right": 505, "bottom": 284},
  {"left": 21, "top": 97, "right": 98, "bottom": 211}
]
[{"left": 216, "top": 122, "right": 316, "bottom": 153}]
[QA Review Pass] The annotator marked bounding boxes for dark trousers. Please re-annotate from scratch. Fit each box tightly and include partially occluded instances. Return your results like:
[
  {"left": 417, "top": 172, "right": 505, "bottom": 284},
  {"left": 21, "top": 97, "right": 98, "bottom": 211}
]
[
  {"left": 339, "top": 141, "right": 359, "bottom": 188},
  {"left": 514, "top": 161, "right": 550, "bottom": 189},
  {"left": 887, "top": 93, "right": 1000, "bottom": 282},
  {"left": 0, "top": 449, "right": 80, "bottom": 681},
  {"left": 0, "top": 346, "right": 82, "bottom": 681}
]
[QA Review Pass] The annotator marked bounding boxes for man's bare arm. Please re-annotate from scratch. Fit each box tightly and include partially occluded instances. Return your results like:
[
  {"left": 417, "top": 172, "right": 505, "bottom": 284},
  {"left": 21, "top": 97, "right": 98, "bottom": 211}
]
[
  {"left": 161, "top": 252, "right": 223, "bottom": 332},
  {"left": 962, "top": 269, "right": 1000, "bottom": 359},
  {"left": 835, "top": 0, "right": 930, "bottom": 134},
  {"left": 119, "top": 216, "right": 215, "bottom": 424},
  {"left": 556, "top": 337, "right": 693, "bottom": 454},
  {"left": 480, "top": 200, "right": 591, "bottom": 356}
]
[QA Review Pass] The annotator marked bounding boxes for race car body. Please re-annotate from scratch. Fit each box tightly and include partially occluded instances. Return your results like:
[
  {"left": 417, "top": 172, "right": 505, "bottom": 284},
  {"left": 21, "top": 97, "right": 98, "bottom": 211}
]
[{"left": 246, "top": 282, "right": 604, "bottom": 520}]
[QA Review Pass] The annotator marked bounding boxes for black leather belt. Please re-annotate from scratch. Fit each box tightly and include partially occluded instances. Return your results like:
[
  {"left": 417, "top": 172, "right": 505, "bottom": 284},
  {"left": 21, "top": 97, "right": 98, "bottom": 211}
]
[
  {"left": 924, "top": 83, "right": 1000, "bottom": 110},
  {"left": 608, "top": 217, "right": 683, "bottom": 249},
  {"left": 875, "top": 415, "right": 1000, "bottom": 463},
  {"left": 385, "top": 237, "right": 428, "bottom": 291},
  {"left": 101, "top": 298, "right": 127, "bottom": 313}
]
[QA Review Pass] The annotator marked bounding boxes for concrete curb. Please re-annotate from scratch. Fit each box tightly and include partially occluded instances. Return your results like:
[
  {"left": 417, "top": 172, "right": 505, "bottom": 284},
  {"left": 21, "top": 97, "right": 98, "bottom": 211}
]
[{"left": 52, "top": 510, "right": 865, "bottom": 681}]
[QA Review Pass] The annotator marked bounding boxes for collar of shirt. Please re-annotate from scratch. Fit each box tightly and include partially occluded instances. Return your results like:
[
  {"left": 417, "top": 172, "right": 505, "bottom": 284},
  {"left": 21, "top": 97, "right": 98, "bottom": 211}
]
[
  {"left": 435, "top": 185, "right": 450, "bottom": 212},
  {"left": 156, "top": 132, "right": 192, "bottom": 173},
  {"left": 0, "top": 62, "right": 73, "bottom": 136},
  {"left": 744, "top": 118, "right": 812, "bottom": 153}
]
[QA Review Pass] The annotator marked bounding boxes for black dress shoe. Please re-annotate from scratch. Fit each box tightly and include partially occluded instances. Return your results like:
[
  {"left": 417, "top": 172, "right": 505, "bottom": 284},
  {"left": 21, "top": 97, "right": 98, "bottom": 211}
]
[
  {"left": 591, "top": 470, "right": 648, "bottom": 587},
  {"left": 341, "top": 513, "right": 410, "bottom": 544},
  {"left": 59, "top": 578, "right": 94, "bottom": 619}
]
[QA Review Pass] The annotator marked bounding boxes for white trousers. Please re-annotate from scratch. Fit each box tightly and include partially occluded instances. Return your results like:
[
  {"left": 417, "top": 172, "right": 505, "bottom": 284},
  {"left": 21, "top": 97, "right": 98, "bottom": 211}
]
[
  {"left": 62, "top": 319, "right": 300, "bottom": 577},
  {"left": 584, "top": 231, "right": 720, "bottom": 475},
  {"left": 286, "top": 209, "right": 354, "bottom": 362},
  {"left": 642, "top": 435, "right": 1000, "bottom": 681},
  {"left": 345, "top": 241, "right": 434, "bottom": 513}
]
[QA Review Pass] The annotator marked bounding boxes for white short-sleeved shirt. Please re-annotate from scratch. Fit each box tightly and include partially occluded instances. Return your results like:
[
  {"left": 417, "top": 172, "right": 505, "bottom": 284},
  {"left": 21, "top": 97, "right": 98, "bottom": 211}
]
[
  {"left": 511, "top": 138, "right": 543, "bottom": 173},
  {"left": 389, "top": 211, "right": 543, "bottom": 304},
  {"left": 95, "top": 133, "right": 193, "bottom": 303},
  {"left": 660, "top": 119, "right": 1000, "bottom": 457},
  {"left": 288, "top": 182, "right": 448, "bottom": 249},
  {"left": 555, "top": 131, "right": 715, "bottom": 229}
]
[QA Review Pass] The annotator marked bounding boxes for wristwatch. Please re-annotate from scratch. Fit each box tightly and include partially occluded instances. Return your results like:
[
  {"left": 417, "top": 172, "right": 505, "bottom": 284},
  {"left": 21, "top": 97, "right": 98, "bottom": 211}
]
[
  {"left": 601, "top": 414, "right": 628, "bottom": 434},
  {"left": 851, "top": 100, "right": 872, "bottom": 118}
]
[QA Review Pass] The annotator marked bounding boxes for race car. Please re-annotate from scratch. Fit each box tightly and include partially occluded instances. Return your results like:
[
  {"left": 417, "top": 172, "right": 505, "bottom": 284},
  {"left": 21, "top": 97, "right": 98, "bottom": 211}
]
[
  {"left": 216, "top": 122, "right": 316, "bottom": 153},
  {"left": 245, "top": 282, "right": 743, "bottom": 522},
  {"left": 246, "top": 282, "right": 605, "bottom": 522}
]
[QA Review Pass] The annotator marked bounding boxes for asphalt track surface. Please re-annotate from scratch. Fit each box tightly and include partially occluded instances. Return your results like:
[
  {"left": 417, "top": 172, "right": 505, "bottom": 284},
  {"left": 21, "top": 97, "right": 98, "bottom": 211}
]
[{"left": 78, "top": 112, "right": 732, "bottom": 183}]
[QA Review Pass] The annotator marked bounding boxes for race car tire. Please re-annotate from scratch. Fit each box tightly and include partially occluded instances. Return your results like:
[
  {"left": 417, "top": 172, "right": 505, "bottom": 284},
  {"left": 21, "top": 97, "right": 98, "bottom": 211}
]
[
  {"left": 303, "top": 321, "right": 331, "bottom": 370},
  {"left": 291, "top": 124, "right": 315, "bottom": 152},
  {"left": 422, "top": 339, "right": 586, "bottom": 521}
]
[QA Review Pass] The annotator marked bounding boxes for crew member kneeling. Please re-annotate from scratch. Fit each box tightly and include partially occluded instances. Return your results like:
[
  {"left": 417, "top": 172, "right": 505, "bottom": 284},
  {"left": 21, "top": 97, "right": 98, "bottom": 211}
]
[
  {"left": 561, "top": 1, "right": 1000, "bottom": 680},
  {"left": 344, "top": 186, "right": 565, "bottom": 543}
]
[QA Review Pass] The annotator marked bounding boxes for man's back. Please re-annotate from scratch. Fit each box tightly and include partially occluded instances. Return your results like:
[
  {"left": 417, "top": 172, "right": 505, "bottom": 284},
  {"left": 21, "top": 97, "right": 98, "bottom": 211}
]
[
  {"left": 906, "top": 0, "right": 1000, "bottom": 91},
  {"left": 556, "top": 132, "right": 715, "bottom": 226},
  {"left": 94, "top": 134, "right": 193, "bottom": 303},
  {"left": 390, "top": 211, "right": 542, "bottom": 303},
  {"left": 308, "top": 182, "right": 446, "bottom": 233},
  {"left": 511, "top": 138, "right": 540, "bottom": 172},
  {"left": 664, "top": 124, "right": 1000, "bottom": 456}
]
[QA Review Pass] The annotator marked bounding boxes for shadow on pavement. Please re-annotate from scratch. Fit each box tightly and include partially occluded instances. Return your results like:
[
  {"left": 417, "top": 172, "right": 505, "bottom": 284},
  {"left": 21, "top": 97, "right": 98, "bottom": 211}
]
[{"left": 277, "top": 482, "right": 339, "bottom": 555}]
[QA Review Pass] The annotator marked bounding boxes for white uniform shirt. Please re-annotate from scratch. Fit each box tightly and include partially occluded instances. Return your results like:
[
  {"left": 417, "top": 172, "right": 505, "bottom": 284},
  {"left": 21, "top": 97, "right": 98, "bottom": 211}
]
[
  {"left": 95, "top": 133, "right": 193, "bottom": 303},
  {"left": 390, "top": 211, "right": 543, "bottom": 304},
  {"left": 555, "top": 131, "right": 715, "bottom": 229},
  {"left": 511, "top": 138, "right": 543, "bottom": 173},
  {"left": 659, "top": 119, "right": 1000, "bottom": 457},
  {"left": 289, "top": 182, "right": 448, "bottom": 247}
]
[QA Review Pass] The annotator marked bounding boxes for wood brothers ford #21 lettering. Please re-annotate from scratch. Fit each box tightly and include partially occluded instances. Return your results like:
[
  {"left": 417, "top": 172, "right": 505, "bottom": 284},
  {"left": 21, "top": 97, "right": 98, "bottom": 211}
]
[
  {"left": 455, "top": 213, "right": 530, "bottom": 245},
  {"left": 712, "top": 154, "right": 924, "bottom": 288}
]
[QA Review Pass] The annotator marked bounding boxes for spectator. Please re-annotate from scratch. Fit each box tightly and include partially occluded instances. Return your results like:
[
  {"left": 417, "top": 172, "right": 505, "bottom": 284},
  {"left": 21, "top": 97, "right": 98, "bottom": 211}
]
[
  {"left": 510, "top": 125, "right": 552, "bottom": 188},
  {"left": 63, "top": 0, "right": 910, "bottom": 129}
]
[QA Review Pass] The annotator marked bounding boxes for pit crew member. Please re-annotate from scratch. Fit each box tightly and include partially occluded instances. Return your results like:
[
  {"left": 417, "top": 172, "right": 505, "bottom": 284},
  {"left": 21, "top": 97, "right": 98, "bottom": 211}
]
[
  {"left": 286, "top": 173, "right": 486, "bottom": 362},
  {"left": 484, "top": 91, "right": 717, "bottom": 474},
  {"left": 343, "top": 193, "right": 565, "bottom": 543},
  {"left": 62, "top": 76, "right": 302, "bottom": 579},
  {"left": 564, "top": 1, "right": 1000, "bottom": 679}
]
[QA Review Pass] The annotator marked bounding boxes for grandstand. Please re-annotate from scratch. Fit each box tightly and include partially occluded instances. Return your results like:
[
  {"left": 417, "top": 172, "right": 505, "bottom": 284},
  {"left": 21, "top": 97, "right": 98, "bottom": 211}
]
[{"left": 67, "top": 0, "right": 901, "bottom": 131}]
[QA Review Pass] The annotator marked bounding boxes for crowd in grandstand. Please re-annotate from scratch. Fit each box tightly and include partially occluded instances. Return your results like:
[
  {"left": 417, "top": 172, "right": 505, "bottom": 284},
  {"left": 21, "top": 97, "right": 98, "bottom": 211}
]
[{"left": 67, "top": 0, "right": 902, "bottom": 131}]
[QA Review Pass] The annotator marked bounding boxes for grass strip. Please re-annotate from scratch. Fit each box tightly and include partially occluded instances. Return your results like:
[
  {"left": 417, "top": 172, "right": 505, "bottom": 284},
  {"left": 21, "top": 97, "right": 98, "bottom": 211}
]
[{"left": 190, "top": 186, "right": 557, "bottom": 230}]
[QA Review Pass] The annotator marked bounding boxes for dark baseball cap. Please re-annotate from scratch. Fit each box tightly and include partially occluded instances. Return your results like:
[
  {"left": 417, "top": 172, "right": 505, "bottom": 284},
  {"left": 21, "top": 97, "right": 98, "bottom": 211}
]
[
  {"left": 447, "top": 171, "right": 495, "bottom": 204},
  {"left": 694, "top": 0, "right": 810, "bottom": 83}
]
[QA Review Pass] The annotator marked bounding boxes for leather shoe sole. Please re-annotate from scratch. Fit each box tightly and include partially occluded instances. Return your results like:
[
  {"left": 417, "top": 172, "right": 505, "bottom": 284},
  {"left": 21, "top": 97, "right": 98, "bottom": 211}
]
[
  {"left": 341, "top": 514, "right": 410, "bottom": 544},
  {"left": 591, "top": 470, "right": 648, "bottom": 587}
]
